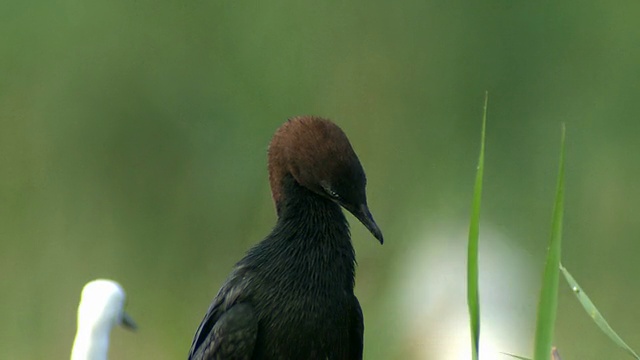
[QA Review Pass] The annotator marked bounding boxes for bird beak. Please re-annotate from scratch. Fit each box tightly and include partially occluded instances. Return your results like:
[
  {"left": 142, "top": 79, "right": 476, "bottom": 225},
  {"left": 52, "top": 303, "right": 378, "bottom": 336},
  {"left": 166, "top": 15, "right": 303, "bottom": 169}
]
[
  {"left": 350, "top": 203, "right": 384, "bottom": 244},
  {"left": 121, "top": 311, "right": 137, "bottom": 331}
]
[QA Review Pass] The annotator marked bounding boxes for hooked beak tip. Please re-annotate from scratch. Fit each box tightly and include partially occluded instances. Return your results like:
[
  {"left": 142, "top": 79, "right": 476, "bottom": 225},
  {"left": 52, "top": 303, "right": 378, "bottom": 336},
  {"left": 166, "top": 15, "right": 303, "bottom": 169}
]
[
  {"left": 375, "top": 230, "right": 384, "bottom": 245},
  {"left": 352, "top": 204, "right": 383, "bottom": 244}
]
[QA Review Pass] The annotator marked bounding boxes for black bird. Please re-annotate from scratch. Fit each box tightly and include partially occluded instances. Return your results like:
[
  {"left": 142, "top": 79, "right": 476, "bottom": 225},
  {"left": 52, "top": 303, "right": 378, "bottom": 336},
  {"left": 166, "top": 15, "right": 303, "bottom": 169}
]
[{"left": 188, "top": 116, "right": 383, "bottom": 360}]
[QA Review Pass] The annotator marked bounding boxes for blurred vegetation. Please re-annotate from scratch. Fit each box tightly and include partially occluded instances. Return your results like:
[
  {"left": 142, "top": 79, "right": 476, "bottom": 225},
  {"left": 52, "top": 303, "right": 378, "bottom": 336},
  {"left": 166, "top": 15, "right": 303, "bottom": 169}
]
[{"left": 2, "top": 0, "right": 640, "bottom": 359}]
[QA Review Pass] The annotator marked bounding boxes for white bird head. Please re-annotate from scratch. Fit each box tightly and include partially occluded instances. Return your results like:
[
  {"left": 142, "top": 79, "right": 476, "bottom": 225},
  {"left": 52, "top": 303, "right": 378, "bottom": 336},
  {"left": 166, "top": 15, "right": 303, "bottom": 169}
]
[{"left": 71, "top": 279, "right": 136, "bottom": 360}]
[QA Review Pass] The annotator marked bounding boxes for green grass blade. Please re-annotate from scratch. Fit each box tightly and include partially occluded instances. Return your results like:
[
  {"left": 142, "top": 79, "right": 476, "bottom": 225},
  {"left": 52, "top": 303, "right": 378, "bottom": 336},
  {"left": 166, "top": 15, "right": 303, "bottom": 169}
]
[
  {"left": 533, "top": 124, "right": 566, "bottom": 360},
  {"left": 560, "top": 263, "right": 640, "bottom": 359},
  {"left": 501, "top": 347, "right": 561, "bottom": 360},
  {"left": 467, "top": 91, "right": 488, "bottom": 360},
  {"left": 501, "top": 353, "right": 533, "bottom": 360}
]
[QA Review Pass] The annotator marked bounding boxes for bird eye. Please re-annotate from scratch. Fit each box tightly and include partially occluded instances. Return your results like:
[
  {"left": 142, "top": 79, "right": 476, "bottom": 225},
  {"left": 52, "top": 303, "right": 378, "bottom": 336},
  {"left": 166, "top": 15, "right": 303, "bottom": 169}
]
[
  {"left": 321, "top": 183, "right": 341, "bottom": 200},
  {"left": 320, "top": 181, "right": 341, "bottom": 201},
  {"left": 327, "top": 189, "right": 340, "bottom": 199}
]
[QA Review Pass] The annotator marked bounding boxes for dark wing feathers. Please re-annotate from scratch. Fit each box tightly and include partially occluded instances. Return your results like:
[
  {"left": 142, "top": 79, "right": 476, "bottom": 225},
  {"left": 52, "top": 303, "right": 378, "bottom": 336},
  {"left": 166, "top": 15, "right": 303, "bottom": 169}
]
[
  {"left": 190, "top": 303, "right": 258, "bottom": 360},
  {"left": 189, "top": 269, "right": 257, "bottom": 360},
  {"left": 189, "top": 296, "right": 222, "bottom": 356}
]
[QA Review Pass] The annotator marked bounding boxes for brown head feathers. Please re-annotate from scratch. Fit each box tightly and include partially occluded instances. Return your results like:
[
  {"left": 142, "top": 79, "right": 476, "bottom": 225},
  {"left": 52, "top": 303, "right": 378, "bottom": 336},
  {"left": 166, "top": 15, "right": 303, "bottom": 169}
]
[{"left": 268, "top": 116, "right": 383, "bottom": 243}]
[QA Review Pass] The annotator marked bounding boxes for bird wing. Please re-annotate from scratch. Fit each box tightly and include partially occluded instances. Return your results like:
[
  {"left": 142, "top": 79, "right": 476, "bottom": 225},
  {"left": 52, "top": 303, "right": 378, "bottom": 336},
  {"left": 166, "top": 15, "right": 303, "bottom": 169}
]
[
  {"left": 188, "top": 270, "right": 258, "bottom": 360},
  {"left": 350, "top": 296, "right": 365, "bottom": 360},
  {"left": 189, "top": 302, "right": 258, "bottom": 360}
]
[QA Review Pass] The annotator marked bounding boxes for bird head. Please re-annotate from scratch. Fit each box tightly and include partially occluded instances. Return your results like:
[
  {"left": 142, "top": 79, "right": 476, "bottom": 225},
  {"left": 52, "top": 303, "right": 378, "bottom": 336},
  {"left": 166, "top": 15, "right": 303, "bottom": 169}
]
[{"left": 268, "top": 116, "right": 383, "bottom": 244}]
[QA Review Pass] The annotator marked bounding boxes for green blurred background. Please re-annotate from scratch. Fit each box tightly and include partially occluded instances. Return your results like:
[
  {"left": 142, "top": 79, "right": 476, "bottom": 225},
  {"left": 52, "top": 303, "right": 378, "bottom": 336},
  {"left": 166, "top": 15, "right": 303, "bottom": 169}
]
[{"left": 2, "top": 0, "right": 640, "bottom": 359}]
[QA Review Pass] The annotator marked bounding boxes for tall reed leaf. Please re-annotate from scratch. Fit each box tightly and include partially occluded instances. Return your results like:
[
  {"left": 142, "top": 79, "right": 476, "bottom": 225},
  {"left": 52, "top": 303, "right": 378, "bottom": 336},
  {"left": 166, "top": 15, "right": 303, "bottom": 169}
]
[
  {"left": 467, "top": 92, "right": 488, "bottom": 360},
  {"left": 533, "top": 124, "right": 566, "bottom": 360}
]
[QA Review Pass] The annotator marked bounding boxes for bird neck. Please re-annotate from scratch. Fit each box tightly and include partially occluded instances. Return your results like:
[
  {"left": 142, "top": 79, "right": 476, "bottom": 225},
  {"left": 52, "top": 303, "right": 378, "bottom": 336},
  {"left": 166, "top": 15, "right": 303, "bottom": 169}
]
[
  {"left": 266, "top": 174, "right": 356, "bottom": 288},
  {"left": 276, "top": 173, "right": 351, "bottom": 240},
  {"left": 71, "top": 320, "right": 112, "bottom": 360}
]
